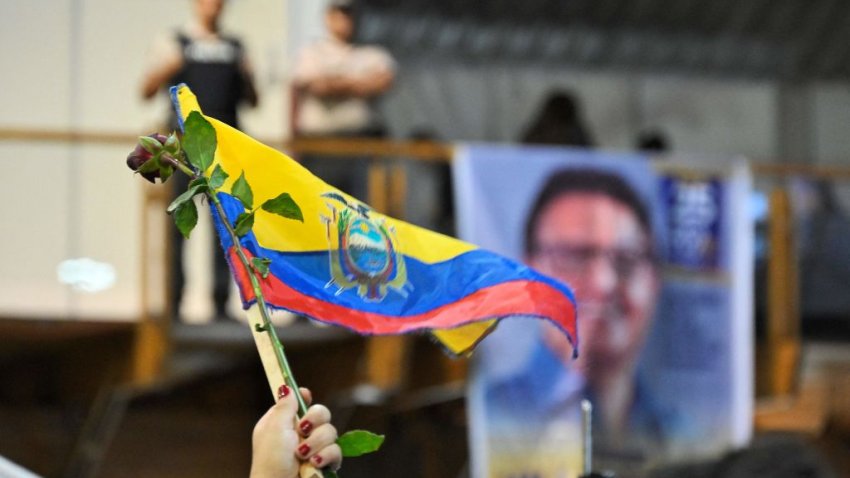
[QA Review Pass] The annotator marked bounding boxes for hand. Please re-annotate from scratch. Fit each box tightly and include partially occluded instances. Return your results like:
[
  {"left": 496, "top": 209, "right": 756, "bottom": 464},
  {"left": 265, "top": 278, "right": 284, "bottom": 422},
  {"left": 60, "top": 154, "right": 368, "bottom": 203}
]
[{"left": 250, "top": 385, "right": 342, "bottom": 478}]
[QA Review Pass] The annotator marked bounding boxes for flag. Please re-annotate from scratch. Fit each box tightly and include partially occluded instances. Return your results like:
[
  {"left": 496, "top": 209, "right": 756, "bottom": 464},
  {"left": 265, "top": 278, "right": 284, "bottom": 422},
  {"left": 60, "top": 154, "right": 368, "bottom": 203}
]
[{"left": 172, "top": 84, "right": 577, "bottom": 356}]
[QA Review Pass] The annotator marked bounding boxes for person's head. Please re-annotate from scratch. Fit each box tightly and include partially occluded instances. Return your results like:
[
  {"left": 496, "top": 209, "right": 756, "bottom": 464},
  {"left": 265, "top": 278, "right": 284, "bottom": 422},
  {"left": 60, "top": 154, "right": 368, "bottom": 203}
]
[
  {"left": 193, "top": 0, "right": 226, "bottom": 27},
  {"left": 524, "top": 169, "right": 659, "bottom": 379},
  {"left": 326, "top": 0, "right": 355, "bottom": 43},
  {"left": 522, "top": 90, "right": 593, "bottom": 147},
  {"left": 636, "top": 129, "right": 670, "bottom": 153}
]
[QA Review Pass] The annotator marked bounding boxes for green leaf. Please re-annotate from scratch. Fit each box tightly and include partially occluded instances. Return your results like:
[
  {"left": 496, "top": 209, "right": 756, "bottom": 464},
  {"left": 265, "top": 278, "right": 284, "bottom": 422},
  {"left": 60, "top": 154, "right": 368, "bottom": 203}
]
[
  {"left": 173, "top": 200, "right": 198, "bottom": 239},
  {"left": 234, "top": 211, "right": 255, "bottom": 237},
  {"left": 159, "top": 163, "right": 174, "bottom": 183},
  {"left": 336, "top": 430, "right": 385, "bottom": 458},
  {"left": 232, "top": 171, "right": 253, "bottom": 210},
  {"left": 251, "top": 257, "right": 272, "bottom": 278},
  {"left": 136, "top": 154, "right": 161, "bottom": 174},
  {"left": 183, "top": 111, "right": 217, "bottom": 173},
  {"left": 261, "top": 193, "right": 304, "bottom": 222},
  {"left": 163, "top": 132, "right": 180, "bottom": 155},
  {"left": 167, "top": 182, "right": 208, "bottom": 214},
  {"left": 138, "top": 135, "right": 163, "bottom": 155},
  {"left": 323, "top": 471, "right": 338, "bottom": 478},
  {"left": 209, "top": 164, "right": 229, "bottom": 190}
]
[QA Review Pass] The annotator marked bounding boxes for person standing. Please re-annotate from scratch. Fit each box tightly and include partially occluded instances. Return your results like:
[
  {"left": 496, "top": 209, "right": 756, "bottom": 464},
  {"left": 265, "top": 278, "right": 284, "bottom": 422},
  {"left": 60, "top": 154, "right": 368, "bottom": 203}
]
[
  {"left": 140, "top": 0, "right": 258, "bottom": 321},
  {"left": 291, "top": 0, "right": 395, "bottom": 200}
]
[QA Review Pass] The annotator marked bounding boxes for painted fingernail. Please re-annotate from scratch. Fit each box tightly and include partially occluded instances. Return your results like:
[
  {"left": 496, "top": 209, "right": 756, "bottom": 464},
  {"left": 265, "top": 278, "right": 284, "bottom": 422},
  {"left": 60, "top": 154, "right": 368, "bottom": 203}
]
[
  {"left": 299, "top": 420, "right": 313, "bottom": 435},
  {"left": 298, "top": 443, "right": 311, "bottom": 457},
  {"left": 277, "top": 384, "right": 290, "bottom": 399},
  {"left": 312, "top": 455, "right": 323, "bottom": 466}
]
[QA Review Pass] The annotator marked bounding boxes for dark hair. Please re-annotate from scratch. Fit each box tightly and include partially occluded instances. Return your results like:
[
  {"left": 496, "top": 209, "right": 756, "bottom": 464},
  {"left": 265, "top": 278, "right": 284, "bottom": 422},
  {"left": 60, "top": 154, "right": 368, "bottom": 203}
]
[
  {"left": 524, "top": 169, "right": 652, "bottom": 255},
  {"left": 521, "top": 90, "right": 594, "bottom": 147},
  {"left": 327, "top": 0, "right": 354, "bottom": 15},
  {"left": 636, "top": 130, "right": 669, "bottom": 153}
]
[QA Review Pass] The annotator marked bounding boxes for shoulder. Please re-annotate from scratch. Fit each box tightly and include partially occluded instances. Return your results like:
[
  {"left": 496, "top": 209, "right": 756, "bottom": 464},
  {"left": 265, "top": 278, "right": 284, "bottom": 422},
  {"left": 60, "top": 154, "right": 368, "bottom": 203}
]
[
  {"left": 145, "top": 29, "right": 182, "bottom": 64},
  {"left": 631, "top": 379, "right": 689, "bottom": 442},
  {"left": 354, "top": 44, "right": 396, "bottom": 71},
  {"left": 219, "top": 33, "right": 244, "bottom": 49},
  {"left": 357, "top": 44, "right": 394, "bottom": 61}
]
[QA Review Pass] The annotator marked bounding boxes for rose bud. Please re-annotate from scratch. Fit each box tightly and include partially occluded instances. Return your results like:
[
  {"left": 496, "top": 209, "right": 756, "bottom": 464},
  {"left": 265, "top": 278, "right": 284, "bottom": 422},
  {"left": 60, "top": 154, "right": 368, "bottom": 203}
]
[{"left": 126, "top": 133, "right": 168, "bottom": 183}]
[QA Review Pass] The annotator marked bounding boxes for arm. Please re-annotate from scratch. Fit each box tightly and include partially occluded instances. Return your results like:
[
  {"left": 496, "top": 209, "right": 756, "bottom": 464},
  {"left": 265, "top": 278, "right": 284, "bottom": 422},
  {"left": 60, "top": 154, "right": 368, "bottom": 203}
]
[
  {"left": 140, "top": 35, "right": 183, "bottom": 101},
  {"left": 348, "top": 69, "right": 394, "bottom": 98},
  {"left": 240, "top": 57, "right": 259, "bottom": 108},
  {"left": 293, "top": 45, "right": 394, "bottom": 99},
  {"left": 251, "top": 386, "right": 342, "bottom": 478},
  {"left": 300, "top": 69, "right": 393, "bottom": 99}
]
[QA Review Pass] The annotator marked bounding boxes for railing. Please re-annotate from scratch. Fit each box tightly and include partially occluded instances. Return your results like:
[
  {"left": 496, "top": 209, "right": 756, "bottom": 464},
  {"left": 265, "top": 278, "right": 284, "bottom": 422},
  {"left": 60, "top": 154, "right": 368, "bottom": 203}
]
[{"left": 2, "top": 127, "right": 843, "bottom": 394}]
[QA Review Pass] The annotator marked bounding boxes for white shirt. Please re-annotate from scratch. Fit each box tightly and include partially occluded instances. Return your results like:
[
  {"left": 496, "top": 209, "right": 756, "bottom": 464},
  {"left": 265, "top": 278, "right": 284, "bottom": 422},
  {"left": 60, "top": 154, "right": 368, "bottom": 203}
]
[{"left": 293, "top": 38, "right": 395, "bottom": 135}]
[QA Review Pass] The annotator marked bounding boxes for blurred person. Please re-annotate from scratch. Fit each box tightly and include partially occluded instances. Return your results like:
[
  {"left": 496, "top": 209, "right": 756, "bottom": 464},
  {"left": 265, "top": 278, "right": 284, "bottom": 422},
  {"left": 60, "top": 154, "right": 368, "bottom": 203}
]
[
  {"left": 291, "top": 0, "right": 395, "bottom": 200},
  {"left": 140, "top": 0, "right": 258, "bottom": 321},
  {"left": 252, "top": 385, "right": 343, "bottom": 477},
  {"left": 521, "top": 90, "right": 594, "bottom": 147},
  {"left": 487, "top": 169, "right": 677, "bottom": 472},
  {"left": 636, "top": 129, "right": 670, "bottom": 155}
]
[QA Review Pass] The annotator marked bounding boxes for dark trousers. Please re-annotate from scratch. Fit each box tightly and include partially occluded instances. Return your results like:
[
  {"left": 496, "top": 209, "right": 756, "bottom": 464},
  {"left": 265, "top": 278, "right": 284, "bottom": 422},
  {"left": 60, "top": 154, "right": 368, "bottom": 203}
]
[{"left": 169, "top": 172, "right": 231, "bottom": 320}]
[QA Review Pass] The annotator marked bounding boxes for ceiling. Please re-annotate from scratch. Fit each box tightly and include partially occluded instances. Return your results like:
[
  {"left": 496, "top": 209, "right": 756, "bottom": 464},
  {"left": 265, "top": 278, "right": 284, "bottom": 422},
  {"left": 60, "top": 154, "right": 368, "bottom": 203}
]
[{"left": 355, "top": 0, "right": 850, "bottom": 81}]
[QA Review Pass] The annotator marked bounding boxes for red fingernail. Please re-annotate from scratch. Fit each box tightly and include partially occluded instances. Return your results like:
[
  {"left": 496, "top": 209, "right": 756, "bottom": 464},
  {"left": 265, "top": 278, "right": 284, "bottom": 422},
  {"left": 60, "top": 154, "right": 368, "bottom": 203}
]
[
  {"left": 277, "top": 384, "right": 290, "bottom": 399},
  {"left": 298, "top": 443, "right": 311, "bottom": 456},
  {"left": 299, "top": 420, "right": 313, "bottom": 435},
  {"left": 312, "top": 455, "right": 323, "bottom": 466}
]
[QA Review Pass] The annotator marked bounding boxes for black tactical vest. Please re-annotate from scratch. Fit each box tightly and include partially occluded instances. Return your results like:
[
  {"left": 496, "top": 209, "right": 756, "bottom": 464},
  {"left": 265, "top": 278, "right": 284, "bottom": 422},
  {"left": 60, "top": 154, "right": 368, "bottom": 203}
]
[{"left": 170, "top": 32, "right": 245, "bottom": 128}]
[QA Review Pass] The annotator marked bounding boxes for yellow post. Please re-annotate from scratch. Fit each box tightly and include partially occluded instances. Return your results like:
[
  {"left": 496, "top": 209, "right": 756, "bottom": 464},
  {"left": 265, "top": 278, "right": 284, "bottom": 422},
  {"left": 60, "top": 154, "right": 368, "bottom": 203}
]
[
  {"left": 131, "top": 184, "right": 171, "bottom": 384},
  {"left": 761, "top": 188, "right": 800, "bottom": 396}
]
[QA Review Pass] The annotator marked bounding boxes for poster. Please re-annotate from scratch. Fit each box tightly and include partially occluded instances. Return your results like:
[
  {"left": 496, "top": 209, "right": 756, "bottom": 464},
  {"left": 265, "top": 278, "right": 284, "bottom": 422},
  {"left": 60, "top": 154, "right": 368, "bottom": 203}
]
[{"left": 456, "top": 145, "right": 753, "bottom": 478}]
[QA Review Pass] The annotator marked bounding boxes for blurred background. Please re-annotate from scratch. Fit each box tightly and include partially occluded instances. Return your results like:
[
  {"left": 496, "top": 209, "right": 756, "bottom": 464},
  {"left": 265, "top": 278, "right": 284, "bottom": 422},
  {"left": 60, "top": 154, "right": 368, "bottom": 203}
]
[{"left": 2, "top": 0, "right": 850, "bottom": 477}]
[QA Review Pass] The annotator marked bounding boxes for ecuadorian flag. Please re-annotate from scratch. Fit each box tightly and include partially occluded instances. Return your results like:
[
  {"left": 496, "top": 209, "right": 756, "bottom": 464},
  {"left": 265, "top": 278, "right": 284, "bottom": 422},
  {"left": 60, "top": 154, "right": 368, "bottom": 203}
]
[{"left": 172, "top": 85, "right": 577, "bottom": 356}]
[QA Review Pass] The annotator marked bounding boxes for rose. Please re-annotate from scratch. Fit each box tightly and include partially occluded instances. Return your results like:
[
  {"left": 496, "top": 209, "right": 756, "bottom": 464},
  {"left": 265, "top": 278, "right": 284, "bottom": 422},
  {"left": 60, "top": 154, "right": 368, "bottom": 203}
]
[{"left": 126, "top": 133, "right": 178, "bottom": 183}]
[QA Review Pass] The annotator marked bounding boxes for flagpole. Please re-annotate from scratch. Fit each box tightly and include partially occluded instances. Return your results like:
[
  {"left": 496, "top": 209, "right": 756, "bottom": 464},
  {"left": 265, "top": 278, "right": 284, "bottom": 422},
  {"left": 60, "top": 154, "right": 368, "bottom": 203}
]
[
  {"left": 209, "top": 193, "right": 328, "bottom": 478},
  {"left": 164, "top": 155, "right": 307, "bottom": 413},
  {"left": 208, "top": 192, "right": 308, "bottom": 416}
]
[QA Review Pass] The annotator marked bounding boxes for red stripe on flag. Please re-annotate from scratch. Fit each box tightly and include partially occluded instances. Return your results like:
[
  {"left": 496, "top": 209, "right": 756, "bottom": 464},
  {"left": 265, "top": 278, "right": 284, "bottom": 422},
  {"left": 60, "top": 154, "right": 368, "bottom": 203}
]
[{"left": 230, "top": 248, "right": 577, "bottom": 344}]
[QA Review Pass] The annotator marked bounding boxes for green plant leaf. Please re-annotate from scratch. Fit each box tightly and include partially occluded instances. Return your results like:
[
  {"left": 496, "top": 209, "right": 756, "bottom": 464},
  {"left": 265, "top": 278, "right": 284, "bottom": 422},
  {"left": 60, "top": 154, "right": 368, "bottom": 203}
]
[
  {"left": 323, "top": 471, "right": 338, "bottom": 478},
  {"left": 163, "top": 132, "right": 180, "bottom": 155},
  {"left": 167, "top": 181, "right": 208, "bottom": 214},
  {"left": 234, "top": 211, "right": 255, "bottom": 237},
  {"left": 159, "top": 162, "right": 174, "bottom": 183},
  {"left": 232, "top": 171, "right": 254, "bottom": 210},
  {"left": 209, "top": 164, "right": 229, "bottom": 190},
  {"left": 183, "top": 111, "right": 216, "bottom": 173},
  {"left": 261, "top": 193, "right": 304, "bottom": 222},
  {"left": 336, "top": 430, "right": 385, "bottom": 458},
  {"left": 136, "top": 154, "right": 161, "bottom": 174},
  {"left": 251, "top": 257, "right": 272, "bottom": 278},
  {"left": 138, "top": 135, "right": 162, "bottom": 154},
  {"left": 174, "top": 200, "right": 198, "bottom": 239}
]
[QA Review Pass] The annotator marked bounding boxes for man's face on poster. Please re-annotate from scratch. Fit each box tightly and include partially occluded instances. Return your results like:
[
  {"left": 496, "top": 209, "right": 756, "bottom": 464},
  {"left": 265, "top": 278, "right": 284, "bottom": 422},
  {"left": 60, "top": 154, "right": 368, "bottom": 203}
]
[{"left": 528, "top": 192, "right": 658, "bottom": 377}]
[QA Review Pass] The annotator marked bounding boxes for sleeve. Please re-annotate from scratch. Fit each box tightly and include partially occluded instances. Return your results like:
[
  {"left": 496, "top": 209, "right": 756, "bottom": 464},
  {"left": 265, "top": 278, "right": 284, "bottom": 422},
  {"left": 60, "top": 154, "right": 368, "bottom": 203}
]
[
  {"left": 364, "top": 46, "right": 396, "bottom": 75},
  {"left": 292, "top": 44, "right": 322, "bottom": 86},
  {"left": 145, "top": 31, "right": 182, "bottom": 73}
]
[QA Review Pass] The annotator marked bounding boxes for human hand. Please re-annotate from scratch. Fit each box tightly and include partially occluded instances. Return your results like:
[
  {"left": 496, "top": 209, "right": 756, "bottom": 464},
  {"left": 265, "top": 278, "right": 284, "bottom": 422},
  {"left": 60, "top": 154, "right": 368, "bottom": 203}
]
[{"left": 250, "top": 385, "right": 342, "bottom": 478}]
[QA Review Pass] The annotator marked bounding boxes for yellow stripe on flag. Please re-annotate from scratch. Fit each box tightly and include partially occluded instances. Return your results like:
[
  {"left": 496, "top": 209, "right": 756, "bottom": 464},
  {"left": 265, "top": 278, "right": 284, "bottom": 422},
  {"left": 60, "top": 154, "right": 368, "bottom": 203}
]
[{"left": 175, "top": 85, "right": 475, "bottom": 263}]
